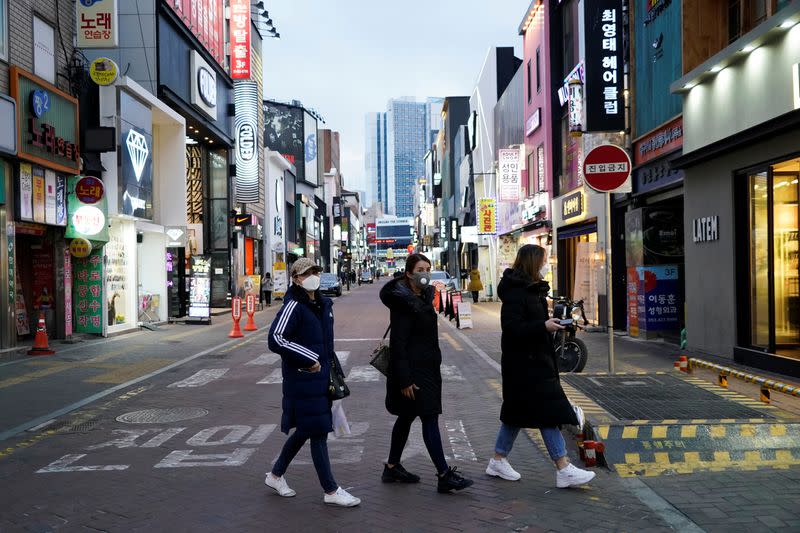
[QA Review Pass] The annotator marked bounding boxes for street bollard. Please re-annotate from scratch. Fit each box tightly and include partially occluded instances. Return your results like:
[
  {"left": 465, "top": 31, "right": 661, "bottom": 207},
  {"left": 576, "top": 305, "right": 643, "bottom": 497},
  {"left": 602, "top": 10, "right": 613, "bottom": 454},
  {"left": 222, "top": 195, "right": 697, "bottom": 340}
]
[
  {"left": 719, "top": 373, "right": 728, "bottom": 388},
  {"left": 229, "top": 297, "right": 244, "bottom": 338},
  {"left": 760, "top": 387, "right": 771, "bottom": 404},
  {"left": 243, "top": 294, "right": 258, "bottom": 331}
]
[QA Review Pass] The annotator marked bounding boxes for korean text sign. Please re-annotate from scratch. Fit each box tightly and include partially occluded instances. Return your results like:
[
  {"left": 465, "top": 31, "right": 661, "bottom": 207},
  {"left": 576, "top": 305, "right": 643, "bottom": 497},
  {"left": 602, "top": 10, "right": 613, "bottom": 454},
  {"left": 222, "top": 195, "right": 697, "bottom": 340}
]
[
  {"left": 498, "top": 149, "right": 521, "bottom": 202},
  {"left": 230, "top": 0, "right": 251, "bottom": 79},
  {"left": 73, "top": 249, "right": 104, "bottom": 334},
  {"left": 76, "top": 0, "right": 118, "bottom": 48},
  {"left": 584, "top": 0, "right": 624, "bottom": 132}
]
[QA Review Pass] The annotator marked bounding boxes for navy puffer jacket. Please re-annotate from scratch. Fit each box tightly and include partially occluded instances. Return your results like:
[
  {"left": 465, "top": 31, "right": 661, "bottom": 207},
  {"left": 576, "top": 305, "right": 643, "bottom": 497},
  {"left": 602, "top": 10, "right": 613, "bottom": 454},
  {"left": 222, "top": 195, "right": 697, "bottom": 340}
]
[{"left": 268, "top": 284, "right": 335, "bottom": 436}]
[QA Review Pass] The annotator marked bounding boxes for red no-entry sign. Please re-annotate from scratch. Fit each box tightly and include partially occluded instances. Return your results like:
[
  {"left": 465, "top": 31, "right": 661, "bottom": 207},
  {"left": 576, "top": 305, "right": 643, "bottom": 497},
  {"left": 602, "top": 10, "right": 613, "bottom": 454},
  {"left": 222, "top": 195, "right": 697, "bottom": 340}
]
[{"left": 582, "top": 144, "right": 631, "bottom": 193}]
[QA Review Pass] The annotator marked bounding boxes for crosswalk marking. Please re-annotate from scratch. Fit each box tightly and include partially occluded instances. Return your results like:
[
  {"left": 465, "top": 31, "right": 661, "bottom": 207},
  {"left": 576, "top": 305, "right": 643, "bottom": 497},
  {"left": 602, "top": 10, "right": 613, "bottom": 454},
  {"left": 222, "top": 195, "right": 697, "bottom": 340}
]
[
  {"left": 445, "top": 419, "right": 477, "bottom": 462},
  {"left": 245, "top": 353, "right": 280, "bottom": 366},
  {"left": 346, "top": 365, "right": 381, "bottom": 382},
  {"left": 257, "top": 369, "right": 283, "bottom": 384},
  {"left": 167, "top": 369, "right": 229, "bottom": 388},
  {"left": 441, "top": 365, "right": 465, "bottom": 381},
  {"left": 335, "top": 351, "right": 351, "bottom": 365}
]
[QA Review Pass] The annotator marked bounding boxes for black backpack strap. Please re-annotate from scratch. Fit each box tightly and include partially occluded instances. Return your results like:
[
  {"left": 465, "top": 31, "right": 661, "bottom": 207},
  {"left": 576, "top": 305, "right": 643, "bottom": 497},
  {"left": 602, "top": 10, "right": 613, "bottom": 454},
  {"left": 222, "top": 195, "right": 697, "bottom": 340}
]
[{"left": 382, "top": 324, "right": 391, "bottom": 339}]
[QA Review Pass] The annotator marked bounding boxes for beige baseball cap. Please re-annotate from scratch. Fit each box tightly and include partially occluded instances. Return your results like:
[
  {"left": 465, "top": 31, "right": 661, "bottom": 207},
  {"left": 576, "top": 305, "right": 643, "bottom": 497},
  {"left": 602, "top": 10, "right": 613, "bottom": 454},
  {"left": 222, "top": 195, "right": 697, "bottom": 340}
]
[{"left": 290, "top": 257, "right": 323, "bottom": 277}]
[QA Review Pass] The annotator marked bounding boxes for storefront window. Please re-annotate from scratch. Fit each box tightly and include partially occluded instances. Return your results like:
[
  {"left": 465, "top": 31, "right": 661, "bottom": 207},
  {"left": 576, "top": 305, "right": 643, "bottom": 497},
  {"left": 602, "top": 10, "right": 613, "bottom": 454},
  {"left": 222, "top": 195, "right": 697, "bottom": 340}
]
[
  {"left": 209, "top": 150, "right": 227, "bottom": 198},
  {"left": 106, "top": 221, "right": 136, "bottom": 328},
  {"left": 772, "top": 160, "right": 799, "bottom": 347},
  {"left": 750, "top": 172, "right": 769, "bottom": 347},
  {"left": 747, "top": 158, "right": 800, "bottom": 357},
  {"left": 0, "top": 0, "right": 7, "bottom": 61}
]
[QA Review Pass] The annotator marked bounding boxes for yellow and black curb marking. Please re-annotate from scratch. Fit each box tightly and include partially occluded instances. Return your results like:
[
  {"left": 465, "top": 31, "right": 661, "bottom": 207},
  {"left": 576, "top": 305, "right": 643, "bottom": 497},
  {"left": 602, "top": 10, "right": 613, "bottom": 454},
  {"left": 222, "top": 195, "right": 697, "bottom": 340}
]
[
  {"left": 594, "top": 421, "right": 800, "bottom": 477},
  {"left": 688, "top": 357, "right": 800, "bottom": 398},
  {"left": 682, "top": 375, "right": 779, "bottom": 412}
]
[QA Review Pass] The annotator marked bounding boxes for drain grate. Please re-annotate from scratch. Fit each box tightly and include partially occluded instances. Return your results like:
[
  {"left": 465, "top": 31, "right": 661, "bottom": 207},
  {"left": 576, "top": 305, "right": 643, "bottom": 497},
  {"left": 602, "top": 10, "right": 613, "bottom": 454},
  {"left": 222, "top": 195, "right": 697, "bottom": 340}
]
[
  {"left": 116, "top": 407, "right": 209, "bottom": 424},
  {"left": 49, "top": 418, "right": 101, "bottom": 434},
  {"left": 562, "top": 373, "right": 774, "bottom": 421}
]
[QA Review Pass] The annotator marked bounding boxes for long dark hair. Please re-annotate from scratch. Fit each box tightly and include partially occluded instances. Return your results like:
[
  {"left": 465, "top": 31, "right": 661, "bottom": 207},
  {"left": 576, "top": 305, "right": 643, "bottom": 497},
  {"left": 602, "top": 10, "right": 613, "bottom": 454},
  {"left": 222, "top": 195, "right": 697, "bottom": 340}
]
[
  {"left": 512, "top": 244, "right": 546, "bottom": 282},
  {"left": 404, "top": 253, "right": 432, "bottom": 281}
]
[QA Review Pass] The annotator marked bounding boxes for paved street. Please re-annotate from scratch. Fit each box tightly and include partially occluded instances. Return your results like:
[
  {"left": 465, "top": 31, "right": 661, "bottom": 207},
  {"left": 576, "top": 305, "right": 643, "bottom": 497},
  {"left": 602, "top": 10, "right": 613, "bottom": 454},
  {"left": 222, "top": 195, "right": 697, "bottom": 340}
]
[{"left": 1, "top": 280, "right": 799, "bottom": 532}]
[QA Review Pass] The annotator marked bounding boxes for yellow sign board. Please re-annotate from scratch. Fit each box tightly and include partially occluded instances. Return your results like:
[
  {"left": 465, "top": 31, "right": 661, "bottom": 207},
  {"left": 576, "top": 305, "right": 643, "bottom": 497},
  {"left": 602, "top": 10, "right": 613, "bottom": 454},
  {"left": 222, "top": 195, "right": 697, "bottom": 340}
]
[
  {"left": 478, "top": 198, "right": 496, "bottom": 235},
  {"left": 89, "top": 57, "right": 119, "bottom": 86}
]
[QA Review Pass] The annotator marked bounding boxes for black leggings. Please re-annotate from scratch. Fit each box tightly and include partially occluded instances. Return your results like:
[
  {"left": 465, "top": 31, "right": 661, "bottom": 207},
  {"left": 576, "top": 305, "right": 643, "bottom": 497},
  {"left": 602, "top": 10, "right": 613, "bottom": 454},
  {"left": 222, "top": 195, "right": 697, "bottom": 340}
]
[{"left": 388, "top": 414, "right": 448, "bottom": 475}]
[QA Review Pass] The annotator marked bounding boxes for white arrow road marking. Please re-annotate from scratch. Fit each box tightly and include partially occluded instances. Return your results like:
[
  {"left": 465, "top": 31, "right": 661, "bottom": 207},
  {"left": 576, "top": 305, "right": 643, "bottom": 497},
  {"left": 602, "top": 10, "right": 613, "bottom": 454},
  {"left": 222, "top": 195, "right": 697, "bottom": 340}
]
[
  {"left": 335, "top": 351, "right": 351, "bottom": 365},
  {"left": 257, "top": 369, "right": 283, "bottom": 384},
  {"left": 445, "top": 420, "right": 477, "bottom": 462},
  {"left": 186, "top": 426, "right": 252, "bottom": 446},
  {"left": 154, "top": 448, "right": 256, "bottom": 468},
  {"left": 167, "top": 369, "right": 229, "bottom": 388},
  {"left": 441, "top": 365, "right": 465, "bottom": 381},
  {"left": 37, "top": 454, "right": 129, "bottom": 473},
  {"left": 245, "top": 353, "right": 280, "bottom": 366},
  {"left": 346, "top": 365, "right": 381, "bottom": 382},
  {"left": 243, "top": 424, "right": 277, "bottom": 445}
]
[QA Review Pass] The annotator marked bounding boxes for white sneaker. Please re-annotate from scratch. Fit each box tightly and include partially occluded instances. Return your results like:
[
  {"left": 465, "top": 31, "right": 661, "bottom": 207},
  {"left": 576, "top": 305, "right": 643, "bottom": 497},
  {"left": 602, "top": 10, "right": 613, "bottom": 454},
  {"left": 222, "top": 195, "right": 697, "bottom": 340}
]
[
  {"left": 556, "top": 463, "right": 596, "bottom": 488},
  {"left": 265, "top": 473, "right": 296, "bottom": 497},
  {"left": 324, "top": 487, "right": 361, "bottom": 507},
  {"left": 485, "top": 457, "right": 521, "bottom": 481}
]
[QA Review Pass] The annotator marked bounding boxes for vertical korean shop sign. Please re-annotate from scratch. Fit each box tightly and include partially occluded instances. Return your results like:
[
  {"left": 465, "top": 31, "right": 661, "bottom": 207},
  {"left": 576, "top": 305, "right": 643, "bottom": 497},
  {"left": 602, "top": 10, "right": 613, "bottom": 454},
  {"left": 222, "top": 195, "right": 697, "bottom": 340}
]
[
  {"left": 76, "top": 0, "right": 118, "bottom": 48},
  {"left": 73, "top": 249, "right": 104, "bottom": 334},
  {"left": 584, "top": 0, "right": 624, "bottom": 132},
  {"left": 498, "top": 149, "right": 521, "bottom": 202},
  {"left": 230, "top": 0, "right": 251, "bottom": 79},
  {"left": 478, "top": 198, "right": 497, "bottom": 235}
]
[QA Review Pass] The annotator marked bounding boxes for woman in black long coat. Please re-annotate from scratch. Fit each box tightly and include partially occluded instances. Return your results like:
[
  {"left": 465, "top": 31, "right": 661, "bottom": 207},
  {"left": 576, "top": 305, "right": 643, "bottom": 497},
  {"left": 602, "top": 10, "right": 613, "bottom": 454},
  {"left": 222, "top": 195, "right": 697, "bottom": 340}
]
[
  {"left": 379, "top": 253, "right": 473, "bottom": 493},
  {"left": 484, "top": 244, "right": 595, "bottom": 489}
]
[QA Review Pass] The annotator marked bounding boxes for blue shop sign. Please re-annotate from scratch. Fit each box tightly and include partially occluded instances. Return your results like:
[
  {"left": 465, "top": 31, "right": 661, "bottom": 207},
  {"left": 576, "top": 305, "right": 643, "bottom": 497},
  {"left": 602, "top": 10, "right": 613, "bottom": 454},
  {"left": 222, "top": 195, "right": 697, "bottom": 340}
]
[{"left": 634, "top": 158, "right": 684, "bottom": 195}]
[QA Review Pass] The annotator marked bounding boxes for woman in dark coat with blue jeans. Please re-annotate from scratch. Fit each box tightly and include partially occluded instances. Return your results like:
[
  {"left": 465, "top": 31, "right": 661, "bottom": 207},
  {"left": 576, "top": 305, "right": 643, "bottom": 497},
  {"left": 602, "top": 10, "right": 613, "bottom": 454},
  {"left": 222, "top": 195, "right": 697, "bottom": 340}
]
[
  {"left": 264, "top": 258, "right": 360, "bottom": 507},
  {"left": 379, "top": 253, "right": 473, "bottom": 493},
  {"left": 485, "top": 244, "right": 595, "bottom": 489}
]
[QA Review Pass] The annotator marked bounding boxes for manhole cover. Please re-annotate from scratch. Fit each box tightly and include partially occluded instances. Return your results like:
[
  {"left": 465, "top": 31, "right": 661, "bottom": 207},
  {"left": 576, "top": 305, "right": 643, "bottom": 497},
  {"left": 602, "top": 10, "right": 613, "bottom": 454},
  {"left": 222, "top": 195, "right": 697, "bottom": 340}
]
[
  {"left": 563, "top": 373, "right": 774, "bottom": 421},
  {"left": 116, "top": 407, "right": 209, "bottom": 424}
]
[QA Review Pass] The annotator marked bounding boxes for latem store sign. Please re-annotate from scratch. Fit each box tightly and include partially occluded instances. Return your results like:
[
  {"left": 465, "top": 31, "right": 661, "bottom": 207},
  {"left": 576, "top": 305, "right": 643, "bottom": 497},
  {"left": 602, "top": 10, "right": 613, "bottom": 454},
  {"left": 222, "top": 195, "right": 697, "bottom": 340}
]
[{"left": 11, "top": 67, "right": 80, "bottom": 175}]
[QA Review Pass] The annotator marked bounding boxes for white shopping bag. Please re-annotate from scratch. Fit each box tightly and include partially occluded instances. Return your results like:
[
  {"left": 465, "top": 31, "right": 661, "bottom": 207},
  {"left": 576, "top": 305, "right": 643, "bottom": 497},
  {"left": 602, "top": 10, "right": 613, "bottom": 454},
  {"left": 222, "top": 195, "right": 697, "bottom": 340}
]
[{"left": 331, "top": 400, "right": 351, "bottom": 437}]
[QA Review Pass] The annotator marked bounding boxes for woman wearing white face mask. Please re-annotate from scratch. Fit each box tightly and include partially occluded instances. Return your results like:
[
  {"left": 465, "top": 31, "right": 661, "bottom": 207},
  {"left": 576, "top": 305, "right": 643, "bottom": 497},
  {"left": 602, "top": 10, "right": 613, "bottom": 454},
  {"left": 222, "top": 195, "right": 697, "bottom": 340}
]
[
  {"left": 379, "top": 253, "right": 474, "bottom": 493},
  {"left": 265, "top": 257, "right": 361, "bottom": 507}
]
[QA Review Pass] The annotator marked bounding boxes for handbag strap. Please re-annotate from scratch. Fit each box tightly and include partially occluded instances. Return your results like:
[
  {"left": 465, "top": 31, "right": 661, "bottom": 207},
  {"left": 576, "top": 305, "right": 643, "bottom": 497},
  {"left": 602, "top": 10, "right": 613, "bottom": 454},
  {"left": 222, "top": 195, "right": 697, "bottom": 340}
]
[{"left": 382, "top": 324, "right": 391, "bottom": 340}]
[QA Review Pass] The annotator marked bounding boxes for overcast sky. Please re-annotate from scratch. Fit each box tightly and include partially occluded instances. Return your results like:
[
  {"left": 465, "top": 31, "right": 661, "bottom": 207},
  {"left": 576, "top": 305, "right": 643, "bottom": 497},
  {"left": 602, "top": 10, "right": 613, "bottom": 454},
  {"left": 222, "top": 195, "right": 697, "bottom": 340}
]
[{"left": 262, "top": 0, "right": 527, "bottom": 199}]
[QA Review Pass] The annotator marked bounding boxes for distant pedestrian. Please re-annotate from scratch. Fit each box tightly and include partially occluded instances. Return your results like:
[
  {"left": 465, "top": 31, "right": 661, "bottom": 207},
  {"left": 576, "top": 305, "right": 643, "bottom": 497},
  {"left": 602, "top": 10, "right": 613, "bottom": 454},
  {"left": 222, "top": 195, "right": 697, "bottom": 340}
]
[
  {"left": 467, "top": 268, "right": 483, "bottom": 303},
  {"left": 486, "top": 244, "right": 595, "bottom": 488},
  {"left": 261, "top": 272, "right": 273, "bottom": 307},
  {"left": 265, "top": 257, "right": 361, "bottom": 507},
  {"left": 379, "top": 253, "right": 474, "bottom": 493}
]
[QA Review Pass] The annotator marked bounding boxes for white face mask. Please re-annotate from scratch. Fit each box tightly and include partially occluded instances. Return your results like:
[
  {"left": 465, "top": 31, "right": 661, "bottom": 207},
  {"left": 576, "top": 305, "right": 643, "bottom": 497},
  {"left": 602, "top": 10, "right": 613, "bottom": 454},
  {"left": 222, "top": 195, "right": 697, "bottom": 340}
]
[
  {"left": 540, "top": 263, "right": 550, "bottom": 279},
  {"left": 300, "top": 275, "right": 321, "bottom": 292}
]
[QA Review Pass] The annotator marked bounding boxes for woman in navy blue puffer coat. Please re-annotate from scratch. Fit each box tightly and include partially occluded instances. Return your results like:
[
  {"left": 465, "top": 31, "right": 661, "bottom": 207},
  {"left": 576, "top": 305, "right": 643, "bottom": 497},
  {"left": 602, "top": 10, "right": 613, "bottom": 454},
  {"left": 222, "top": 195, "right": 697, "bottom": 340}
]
[{"left": 263, "top": 258, "right": 360, "bottom": 508}]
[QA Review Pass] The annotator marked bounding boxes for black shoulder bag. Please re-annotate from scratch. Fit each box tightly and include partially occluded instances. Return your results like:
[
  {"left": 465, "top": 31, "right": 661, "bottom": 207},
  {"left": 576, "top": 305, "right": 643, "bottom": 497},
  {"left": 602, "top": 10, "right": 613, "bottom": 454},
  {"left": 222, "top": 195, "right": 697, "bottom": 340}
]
[
  {"left": 328, "top": 352, "right": 350, "bottom": 400},
  {"left": 369, "top": 325, "right": 391, "bottom": 376}
]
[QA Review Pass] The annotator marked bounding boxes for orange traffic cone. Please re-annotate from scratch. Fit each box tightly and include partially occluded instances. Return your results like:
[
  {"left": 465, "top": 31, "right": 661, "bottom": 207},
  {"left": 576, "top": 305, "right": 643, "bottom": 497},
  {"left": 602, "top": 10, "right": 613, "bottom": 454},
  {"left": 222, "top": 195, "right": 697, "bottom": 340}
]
[
  {"left": 28, "top": 312, "right": 55, "bottom": 356},
  {"left": 243, "top": 311, "right": 258, "bottom": 332},
  {"left": 229, "top": 315, "right": 244, "bottom": 338},
  {"left": 678, "top": 355, "right": 689, "bottom": 373}
]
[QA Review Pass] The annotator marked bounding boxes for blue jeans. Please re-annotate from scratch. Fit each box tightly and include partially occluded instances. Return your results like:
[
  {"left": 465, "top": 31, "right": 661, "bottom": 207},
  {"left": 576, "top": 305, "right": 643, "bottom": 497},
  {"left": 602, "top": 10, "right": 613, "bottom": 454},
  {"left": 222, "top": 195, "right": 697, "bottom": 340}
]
[
  {"left": 272, "top": 431, "right": 338, "bottom": 493},
  {"left": 494, "top": 423, "right": 567, "bottom": 461}
]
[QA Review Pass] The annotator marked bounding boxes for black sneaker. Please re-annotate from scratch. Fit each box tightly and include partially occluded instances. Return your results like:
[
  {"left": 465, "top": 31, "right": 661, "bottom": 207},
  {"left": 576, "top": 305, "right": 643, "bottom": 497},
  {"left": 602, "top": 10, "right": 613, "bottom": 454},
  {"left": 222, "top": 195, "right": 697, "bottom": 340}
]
[
  {"left": 437, "top": 466, "right": 474, "bottom": 493},
  {"left": 382, "top": 463, "right": 421, "bottom": 483}
]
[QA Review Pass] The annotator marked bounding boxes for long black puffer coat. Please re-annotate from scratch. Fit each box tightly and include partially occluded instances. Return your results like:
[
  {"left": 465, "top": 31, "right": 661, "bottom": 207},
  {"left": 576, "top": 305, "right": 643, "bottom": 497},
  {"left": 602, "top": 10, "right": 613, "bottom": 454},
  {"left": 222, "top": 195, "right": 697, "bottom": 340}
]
[
  {"left": 380, "top": 277, "right": 442, "bottom": 417},
  {"left": 498, "top": 268, "right": 578, "bottom": 429}
]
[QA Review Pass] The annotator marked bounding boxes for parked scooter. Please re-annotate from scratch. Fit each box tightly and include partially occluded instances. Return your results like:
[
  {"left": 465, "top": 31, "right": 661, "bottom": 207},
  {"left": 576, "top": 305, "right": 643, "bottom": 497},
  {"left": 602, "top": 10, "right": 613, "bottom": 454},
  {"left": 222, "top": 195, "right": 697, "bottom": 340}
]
[{"left": 551, "top": 296, "right": 589, "bottom": 373}]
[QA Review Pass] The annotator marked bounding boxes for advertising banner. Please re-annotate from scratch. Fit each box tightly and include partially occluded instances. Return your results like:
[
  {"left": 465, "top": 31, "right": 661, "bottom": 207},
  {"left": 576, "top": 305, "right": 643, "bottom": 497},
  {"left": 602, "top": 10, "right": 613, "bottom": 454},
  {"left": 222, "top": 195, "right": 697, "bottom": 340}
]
[
  {"left": 627, "top": 267, "right": 639, "bottom": 337},
  {"left": 457, "top": 302, "right": 473, "bottom": 329},
  {"left": 584, "top": 0, "right": 624, "bottom": 132},
  {"left": 73, "top": 249, "right": 104, "bottom": 334},
  {"left": 264, "top": 101, "right": 306, "bottom": 181},
  {"left": 272, "top": 262, "right": 288, "bottom": 299},
  {"left": 230, "top": 0, "right": 251, "bottom": 79},
  {"left": 189, "top": 255, "right": 212, "bottom": 319},
  {"left": 76, "top": 0, "right": 118, "bottom": 48},
  {"left": 238, "top": 274, "right": 261, "bottom": 298},
  {"left": 64, "top": 247, "right": 72, "bottom": 337},
  {"left": 498, "top": 149, "right": 521, "bottom": 202},
  {"left": 120, "top": 92, "right": 153, "bottom": 219},
  {"left": 638, "top": 265, "right": 681, "bottom": 332},
  {"left": 478, "top": 198, "right": 497, "bottom": 235},
  {"left": 18, "top": 163, "right": 33, "bottom": 221},
  {"left": 66, "top": 175, "right": 109, "bottom": 244},
  {"left": 32, "top": 166, "right": 45, "bottom": 223},
  {"left": 304, "top": 112, "right": 319, "bottom": 186}
]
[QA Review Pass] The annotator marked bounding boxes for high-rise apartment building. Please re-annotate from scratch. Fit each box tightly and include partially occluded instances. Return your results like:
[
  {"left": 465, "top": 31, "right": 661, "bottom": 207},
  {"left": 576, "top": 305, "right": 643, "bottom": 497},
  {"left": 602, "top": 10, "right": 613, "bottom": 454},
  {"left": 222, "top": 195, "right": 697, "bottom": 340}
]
[
  {"left": 365, "top": 97, "right": 443, "bottom": 216},
  {"left": 364, "top": 112, "right": 386, "bottom": 209}
]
